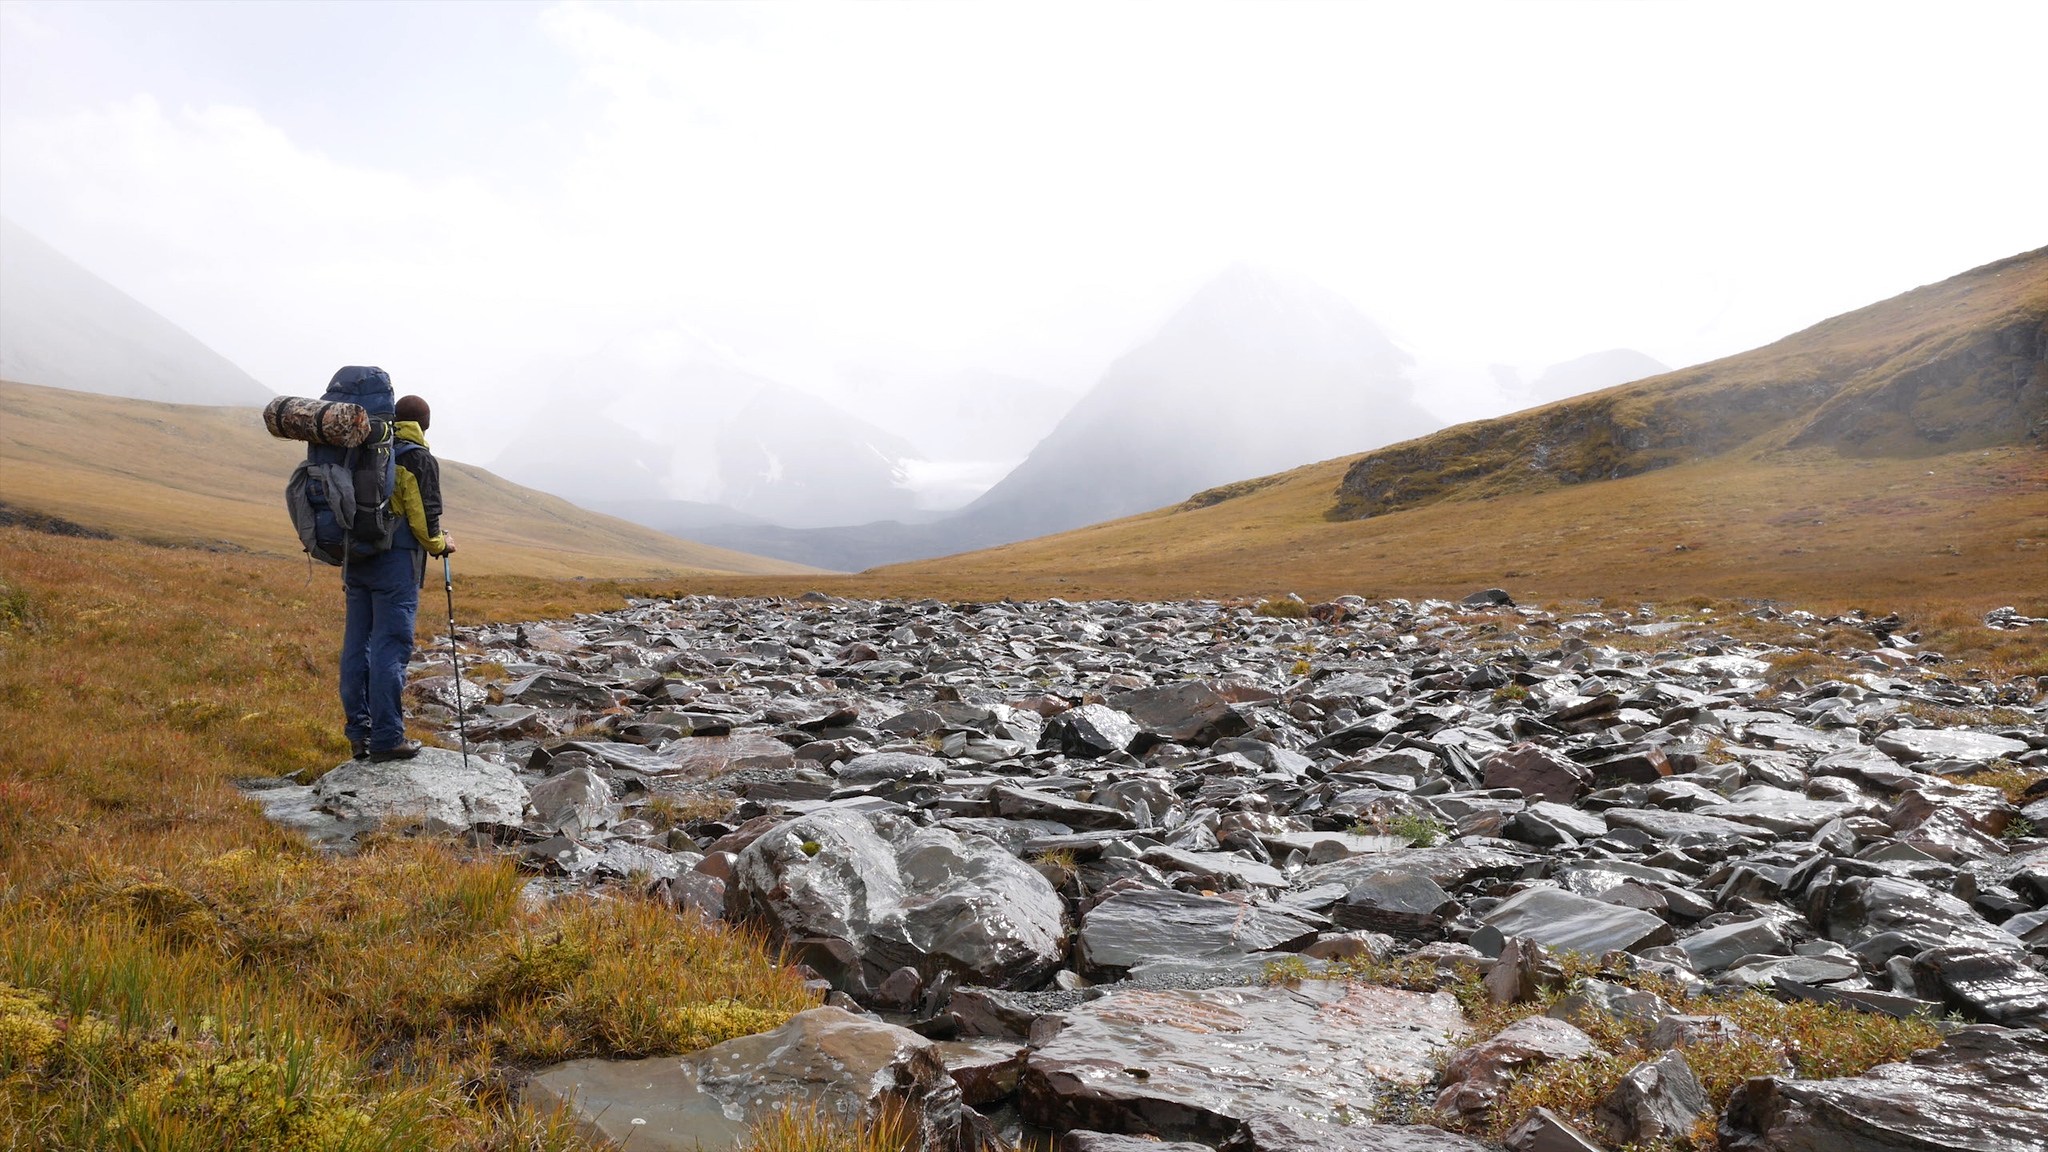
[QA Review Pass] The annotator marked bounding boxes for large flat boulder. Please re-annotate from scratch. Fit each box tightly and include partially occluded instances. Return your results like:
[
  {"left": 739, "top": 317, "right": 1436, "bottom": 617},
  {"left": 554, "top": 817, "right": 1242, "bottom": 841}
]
[
  {"left": 308, "top": 748, "right": 527, "bottom": 835},
  {"left": 1021, "top": 981, "right": 1470, "bottom": 1143},
  {"left": 524, "top": 1007, "right": 989, "bottom": 1151}
]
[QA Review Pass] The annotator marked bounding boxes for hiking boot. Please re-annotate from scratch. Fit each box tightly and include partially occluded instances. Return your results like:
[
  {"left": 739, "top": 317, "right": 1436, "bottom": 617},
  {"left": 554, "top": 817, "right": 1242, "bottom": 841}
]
[
  {"left": 367, "top": 740, "right": 423, "bottom": 762},
  {"left": 350, "top": 737, "right": 369, "bottom": 760}
]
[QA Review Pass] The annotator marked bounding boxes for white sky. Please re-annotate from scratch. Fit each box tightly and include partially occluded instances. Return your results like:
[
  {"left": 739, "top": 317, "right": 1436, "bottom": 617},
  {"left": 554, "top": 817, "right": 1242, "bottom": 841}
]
[{"left": 3, "top": 0, "right": 2044, "bottom": 462}]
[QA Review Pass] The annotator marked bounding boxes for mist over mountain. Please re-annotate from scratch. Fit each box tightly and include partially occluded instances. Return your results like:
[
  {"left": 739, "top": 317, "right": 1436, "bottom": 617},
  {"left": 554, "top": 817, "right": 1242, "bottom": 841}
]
[
  {"left": 961, "top": 264, "right": 1438, "bottom": 537},
  {"left": 0, "top": 219, "right": 273, "bottom": 406},
  {"left": 1516, "top": 348, "right": 1669, "bottom": 407},
  {"left": 488, "top": 326, "right": 925, "bottom": 530},
  {"left": 693, "top": 265, "right": 1443, "bottom": 569}
]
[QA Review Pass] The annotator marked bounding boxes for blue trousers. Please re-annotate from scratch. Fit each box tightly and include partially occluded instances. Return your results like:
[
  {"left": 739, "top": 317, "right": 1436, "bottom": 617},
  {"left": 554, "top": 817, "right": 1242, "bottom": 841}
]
[{"left": 340, "top": 546, "right": 420, "bottom": 751}]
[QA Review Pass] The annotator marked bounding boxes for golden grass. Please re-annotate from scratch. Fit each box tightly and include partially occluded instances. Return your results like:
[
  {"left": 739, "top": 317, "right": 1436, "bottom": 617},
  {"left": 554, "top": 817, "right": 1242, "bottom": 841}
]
[
  {"left": 0, "top": 527, "right": 816, "bottom": 1150},
  {"left": 0, "top": 378, "right": 818, "bottom": 578}
]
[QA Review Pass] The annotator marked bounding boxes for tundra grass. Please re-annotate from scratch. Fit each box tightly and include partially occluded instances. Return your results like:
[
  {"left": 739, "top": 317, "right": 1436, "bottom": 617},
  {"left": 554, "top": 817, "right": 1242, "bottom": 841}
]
[{"left": 0, "top": 527, "right": 818, "bottom": 1150}]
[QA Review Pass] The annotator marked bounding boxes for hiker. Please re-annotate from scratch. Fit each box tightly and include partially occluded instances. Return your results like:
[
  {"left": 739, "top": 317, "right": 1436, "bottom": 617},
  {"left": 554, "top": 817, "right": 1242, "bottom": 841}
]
[{"left": 330, "top": 370, "right": 454, "bottom": 761}]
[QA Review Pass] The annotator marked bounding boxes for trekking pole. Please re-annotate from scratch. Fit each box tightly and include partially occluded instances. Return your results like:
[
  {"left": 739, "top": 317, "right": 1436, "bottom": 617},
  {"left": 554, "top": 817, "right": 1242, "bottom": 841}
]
[{"left": 442, "top": 553, "right": 471, "bottom": 770}]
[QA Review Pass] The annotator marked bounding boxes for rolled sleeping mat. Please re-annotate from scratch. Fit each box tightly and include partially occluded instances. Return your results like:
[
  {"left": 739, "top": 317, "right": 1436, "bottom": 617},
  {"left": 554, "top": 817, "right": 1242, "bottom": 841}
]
[{"left": 263, "top": 395, "right": 371, "bottom": 447}]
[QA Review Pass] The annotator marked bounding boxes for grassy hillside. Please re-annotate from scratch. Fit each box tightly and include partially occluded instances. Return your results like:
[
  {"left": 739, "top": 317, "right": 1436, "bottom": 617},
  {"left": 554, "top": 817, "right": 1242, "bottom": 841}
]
[
  {"left": 1332, "top": 247, "right": 2047, "bottom": 518},
  {"left": 0, "top": 528, "right": 815, "bottom": 1150},
  {"left": 685, "top": 443, "right": 2046, "bottom": 621},
  {"left": 0, "top": 379, "right": 820, "bottom": 578}
]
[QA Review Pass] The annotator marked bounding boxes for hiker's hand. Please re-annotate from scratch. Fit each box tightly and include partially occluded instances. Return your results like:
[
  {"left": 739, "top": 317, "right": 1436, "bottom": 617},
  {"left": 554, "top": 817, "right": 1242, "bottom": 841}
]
[{"left": 439, "top": 533, "right": 456, "bottom": 556}]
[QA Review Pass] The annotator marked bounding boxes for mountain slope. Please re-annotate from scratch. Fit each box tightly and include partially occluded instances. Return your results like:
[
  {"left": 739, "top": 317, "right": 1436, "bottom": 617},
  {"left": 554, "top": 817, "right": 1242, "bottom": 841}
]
[
  {"left": 0, "top": 219, "right": 273, "bottom": 406},
  {"left": 678, "top": 248, "right": 2046, "bottom": 608},
  {"left": 964, "top": 264, "right": 1439, "bottom": 539},
  {"left": 1333, "top": 248, "right": 2048, "bottom": 519},
  {"left": 0, "top": 380, "right": 819, "bottom": 578}
]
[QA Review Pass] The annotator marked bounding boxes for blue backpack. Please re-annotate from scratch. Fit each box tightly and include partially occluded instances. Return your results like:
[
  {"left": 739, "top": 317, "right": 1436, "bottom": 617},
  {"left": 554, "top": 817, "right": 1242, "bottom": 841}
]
[{"left": 284, "top": 366, "right": 404, "bottom": 565}]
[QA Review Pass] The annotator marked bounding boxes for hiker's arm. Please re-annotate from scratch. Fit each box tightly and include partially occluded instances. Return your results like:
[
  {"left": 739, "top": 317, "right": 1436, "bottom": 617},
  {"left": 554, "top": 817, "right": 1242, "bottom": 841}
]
[{"left": 394, "top": 454, "right": 449, "bottom": 555}]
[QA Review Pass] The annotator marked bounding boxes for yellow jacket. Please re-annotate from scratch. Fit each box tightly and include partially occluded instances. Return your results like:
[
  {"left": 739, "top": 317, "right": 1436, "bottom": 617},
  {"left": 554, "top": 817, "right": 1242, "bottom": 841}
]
[{"left": 390, "top": 421, "right": 450, "bottom": 557}]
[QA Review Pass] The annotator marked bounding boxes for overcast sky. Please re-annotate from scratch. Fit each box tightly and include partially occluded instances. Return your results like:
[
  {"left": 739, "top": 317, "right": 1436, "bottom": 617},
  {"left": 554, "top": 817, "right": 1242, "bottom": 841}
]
[{"left": 4, "top": 0, "right": 2044, "bottom": 460}]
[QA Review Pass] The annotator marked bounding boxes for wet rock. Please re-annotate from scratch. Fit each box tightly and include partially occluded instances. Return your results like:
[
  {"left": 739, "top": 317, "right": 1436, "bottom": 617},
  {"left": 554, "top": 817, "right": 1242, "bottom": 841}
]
[
  {"left": 1722, "top": 1025, "right": 2048, "bottom": 1152},
  {"left": 527, "top": 763, "right": 613, "bottom": 833},
  {"left": 1484, "top": 743, "right": 1593, "bottom": 804},
  {"left": 1020, "top": 981, "right": 1468, "bottom": 1142},
  {"left": 1910, "top": 944, "right": 2048, "bottom": 1027},
  {"left": 1111, "top": 681, "right": 1257, "bottom": 744},
  {"left": 1595, "top": 1049, "right": 1707, "bottom": 1147},
  {"left": 523, "top": 1007, "right": 986, "bottom": 1151},
  {"left": 731, "top": 810, "right": 1065, "bottom": 994},
  {"left": 1064, "top": 1133, "right": 1215, "bottom": 1152},
  {"left": 1333, "top": 872, "right": 1460, "bottom": 938},
  {"left": 839, "top": 751, "right": 948, "bottom": 786},
  {"left": 1222, "top": 1112, "right": 1492, "bottom": 1150},
  {"left": 936, "top": 1038, "right": 1025, "bottom": 1106},
  {"left": 1077, "top": 890, "right": 1322, "bottom": 977},
  {"left": 1480, "top": 887, "right": 1675, "bottom": 956},
  {"left": 658, "top": 733, "right": 798, "bottom": 776},
  {"left": 1679, "top": 918, "right": 1788, "bottom": 974},
  {"left": 1438, "top": 1016, "right": 1604, "bottom": 1115},
  {"left": 1504, "top": 1106, "right": 1607, "bottom": 1152},
  {"left": 1813, "top": 875, "right": 2024, "bottom": 962},
  {"left": 1874, "top": 728, "right": 2029, "bottom": 764},
  {"left": 994, "top": 786, "right": 1138, "bottom": 831},
  {"left": 1043, "top": 704, "right": 1141, "bottom": 757},
  {"left": 502, "top": 669, "right": 614, "bottom": 710},
  {"left": 310, "top": 748, "right": 527, "bottom": 835}
]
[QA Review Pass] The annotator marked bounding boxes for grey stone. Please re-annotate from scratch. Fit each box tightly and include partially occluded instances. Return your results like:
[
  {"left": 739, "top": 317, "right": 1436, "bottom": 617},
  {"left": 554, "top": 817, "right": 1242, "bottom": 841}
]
[
  {"left": 526, "top": 764, "right": 612, "bottom": 833},
  {"left": 1480, "top": 887, "right": 1675, "bottom": 956},
  {"left": 1679, "top": 918, "right": 1788, "bottom": 973},
  {"left": 1223, "top": 1112, "right": 1491, "bottom": 1150},
  {"left": 522, "top": 1007, "right": 986, "bottom": 1151},
  {"left": 1722, "top": 1025, "right": 2048, "bottom": 1152},
  {"left": 1332, "top": 871, "right": 1460, "bottom": 937},
  {"left": 1078, "top": 889, "right": 1323, "bottom": 977},
  {"left": 311, "top": 748, "right": 527, "bottom": 835},
  {"left": 1596, "top": 1049, "right": 1708, "bottom": 1147},
  {"left": 730, "top": 809, "right": 1065, "bottom": 993},
  {"left": 1875, "top": 728, "right": 2028, "bottom": 764},
  {"left": 1020, "top": 981, "right": 1469, "bottom": 1143}
]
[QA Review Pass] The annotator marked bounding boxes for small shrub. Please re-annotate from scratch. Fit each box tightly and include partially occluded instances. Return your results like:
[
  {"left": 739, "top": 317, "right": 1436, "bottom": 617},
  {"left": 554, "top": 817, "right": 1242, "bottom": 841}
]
[
  {"left": 2005, "top": 816, "right": 2036, "bottom": 840},
  {"left": 800, "top": 841, "right": 822, "bottom": 858},
  {"left": 1254, "top": 599, "right": 1309, "bottom": 619},
  {"left": 1291, "top": 659, "right": 1313, "bottom": 676},
  {"left": 739, "top": 1098, "right": 917, "bottom": 1152},
  {"left": 1492, "top": 684, "right": 1529, "bottom": 702}
]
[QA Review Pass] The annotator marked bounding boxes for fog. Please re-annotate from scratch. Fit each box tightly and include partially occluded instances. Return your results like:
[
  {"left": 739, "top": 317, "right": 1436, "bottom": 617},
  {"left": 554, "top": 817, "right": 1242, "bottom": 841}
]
[{"left": 4, "top": 1, "right": 2044, "bottom": 533}]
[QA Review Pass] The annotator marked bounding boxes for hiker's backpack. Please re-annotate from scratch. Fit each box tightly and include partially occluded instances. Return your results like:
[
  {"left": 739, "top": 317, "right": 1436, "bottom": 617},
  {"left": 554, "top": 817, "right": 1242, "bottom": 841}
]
[{"left": 268, "top": 367, "right": 403, "bottom": 566}]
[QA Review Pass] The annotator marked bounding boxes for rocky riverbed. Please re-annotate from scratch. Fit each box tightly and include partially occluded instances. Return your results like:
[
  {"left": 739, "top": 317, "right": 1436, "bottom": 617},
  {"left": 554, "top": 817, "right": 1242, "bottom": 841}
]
[{"left": 247, "top": 591, "right": 2048, "bottom": 1151}]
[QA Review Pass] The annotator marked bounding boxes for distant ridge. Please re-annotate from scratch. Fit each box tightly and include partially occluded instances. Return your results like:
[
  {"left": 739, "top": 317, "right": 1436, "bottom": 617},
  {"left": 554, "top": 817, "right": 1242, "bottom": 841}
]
[
  {"left": 1331, "top": 247, "right": 2048, "bottom": 520},
  {"left": 0, "top": 380, "right": 820, "bottom": 579},
  {"left": 0, "top": 219, "right": 273, "bottom": 406}
]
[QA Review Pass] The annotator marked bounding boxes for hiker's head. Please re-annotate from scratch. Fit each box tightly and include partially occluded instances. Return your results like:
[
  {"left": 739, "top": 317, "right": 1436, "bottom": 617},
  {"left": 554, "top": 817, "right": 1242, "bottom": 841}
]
[{"left": 395, "top": 395, "right": 431, "bottom": 429}]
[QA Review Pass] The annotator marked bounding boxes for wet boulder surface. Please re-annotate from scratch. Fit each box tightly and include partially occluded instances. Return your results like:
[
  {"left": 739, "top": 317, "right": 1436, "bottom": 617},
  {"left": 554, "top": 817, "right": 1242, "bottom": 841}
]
[{"left": 249, "top": 591, "right": 2048, "bottom": 1149}]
